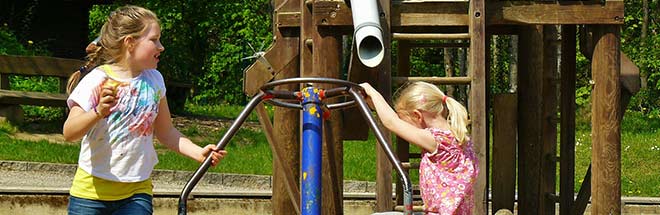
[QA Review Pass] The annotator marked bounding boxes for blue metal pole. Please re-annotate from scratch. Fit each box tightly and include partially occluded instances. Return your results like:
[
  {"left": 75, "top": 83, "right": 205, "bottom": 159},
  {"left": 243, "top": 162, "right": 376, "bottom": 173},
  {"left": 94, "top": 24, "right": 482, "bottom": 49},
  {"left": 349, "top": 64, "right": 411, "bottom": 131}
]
[{"left": 301, "top": 86, "right": 322, "bottom": 215}]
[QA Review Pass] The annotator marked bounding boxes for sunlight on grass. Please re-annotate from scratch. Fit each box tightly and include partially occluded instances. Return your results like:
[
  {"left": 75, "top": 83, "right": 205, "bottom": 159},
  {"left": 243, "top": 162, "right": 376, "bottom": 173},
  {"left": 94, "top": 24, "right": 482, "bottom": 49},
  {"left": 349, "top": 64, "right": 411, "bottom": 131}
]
[
  {"left": 0, "top": 136, "right": 79, "bottom": 164},
  {"left": 184, "top": 102, "right": 274, "bottom": 122}
]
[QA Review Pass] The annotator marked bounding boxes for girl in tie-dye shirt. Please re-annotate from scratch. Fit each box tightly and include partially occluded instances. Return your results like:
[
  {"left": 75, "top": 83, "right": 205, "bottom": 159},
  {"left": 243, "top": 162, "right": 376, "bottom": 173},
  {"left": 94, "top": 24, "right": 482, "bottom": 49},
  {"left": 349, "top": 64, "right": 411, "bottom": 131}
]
[
  {"left": 361, "top": 82, "right": 478, "bottom": 215},
  {"left": 63, "top": 5, "right": 226, "bottom": 215}
]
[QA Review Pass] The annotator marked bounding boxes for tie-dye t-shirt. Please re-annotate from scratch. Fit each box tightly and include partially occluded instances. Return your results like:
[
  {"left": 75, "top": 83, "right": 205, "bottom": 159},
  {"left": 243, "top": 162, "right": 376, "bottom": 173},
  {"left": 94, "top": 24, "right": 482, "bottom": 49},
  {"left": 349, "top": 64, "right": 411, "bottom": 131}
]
[{"left": 67, "top": 66, "right": 166, "bottom": 182}]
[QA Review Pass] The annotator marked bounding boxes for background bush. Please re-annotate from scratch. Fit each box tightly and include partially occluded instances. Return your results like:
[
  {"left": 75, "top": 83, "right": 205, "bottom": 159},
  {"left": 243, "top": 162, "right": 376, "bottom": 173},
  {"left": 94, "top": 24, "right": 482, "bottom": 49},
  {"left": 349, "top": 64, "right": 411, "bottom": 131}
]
[{"left": 89, "top": 0, "right": 272, "bottom": 105}]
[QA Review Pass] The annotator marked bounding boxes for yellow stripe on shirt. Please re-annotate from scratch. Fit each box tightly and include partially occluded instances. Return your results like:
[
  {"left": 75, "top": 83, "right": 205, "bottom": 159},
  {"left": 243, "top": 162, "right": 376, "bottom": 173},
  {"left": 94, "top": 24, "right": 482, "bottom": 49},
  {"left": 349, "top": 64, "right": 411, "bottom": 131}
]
[{"left": 69, "top": 167, "right": 153, "bottom": 201}]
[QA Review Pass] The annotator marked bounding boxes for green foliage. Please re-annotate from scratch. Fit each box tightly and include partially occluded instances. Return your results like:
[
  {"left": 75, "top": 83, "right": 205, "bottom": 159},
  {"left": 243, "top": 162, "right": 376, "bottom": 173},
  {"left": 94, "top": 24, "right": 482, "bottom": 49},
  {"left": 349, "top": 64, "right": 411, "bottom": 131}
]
[
  {"left": 0, "top": 25, "right": 63, "bottom": 120},
  {"left": 89, "top": 1, "right": 273, "bottom": 105},
  {"left": 489, "top": 36, "right": 513, "bottom": 94},
  {"left": 621, "top": 0, "right": 660, "bottom": 114}
]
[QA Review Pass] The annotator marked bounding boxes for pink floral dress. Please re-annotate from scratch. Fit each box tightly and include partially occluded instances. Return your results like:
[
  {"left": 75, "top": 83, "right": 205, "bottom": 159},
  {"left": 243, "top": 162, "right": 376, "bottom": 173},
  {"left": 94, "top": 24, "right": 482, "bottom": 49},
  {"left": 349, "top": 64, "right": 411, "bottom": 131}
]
[{"left": 419, "top": 128, "right": 479, "bottom": 215}]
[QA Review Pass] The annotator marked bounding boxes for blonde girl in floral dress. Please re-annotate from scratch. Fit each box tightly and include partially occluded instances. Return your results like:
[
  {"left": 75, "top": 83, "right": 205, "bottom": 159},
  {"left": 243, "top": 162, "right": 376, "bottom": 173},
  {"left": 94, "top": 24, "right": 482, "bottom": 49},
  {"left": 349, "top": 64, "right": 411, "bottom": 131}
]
[{"left": 361, "top": 82, "right": 478, "bottom": 215}]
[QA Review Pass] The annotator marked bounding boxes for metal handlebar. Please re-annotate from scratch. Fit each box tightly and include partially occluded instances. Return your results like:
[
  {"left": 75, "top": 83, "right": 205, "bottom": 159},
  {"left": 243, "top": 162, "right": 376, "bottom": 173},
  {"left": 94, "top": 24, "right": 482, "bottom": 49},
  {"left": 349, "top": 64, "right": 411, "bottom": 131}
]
[{"left": 178, "top": 77, "right": 413, "bottom": 215}]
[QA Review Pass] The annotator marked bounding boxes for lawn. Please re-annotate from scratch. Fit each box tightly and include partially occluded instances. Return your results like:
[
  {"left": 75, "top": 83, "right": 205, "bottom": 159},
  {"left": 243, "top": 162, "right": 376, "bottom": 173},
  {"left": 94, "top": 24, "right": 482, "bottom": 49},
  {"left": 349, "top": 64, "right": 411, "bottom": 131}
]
[{"left": 0, "top": 104, "right": 659, "bottom": 196}]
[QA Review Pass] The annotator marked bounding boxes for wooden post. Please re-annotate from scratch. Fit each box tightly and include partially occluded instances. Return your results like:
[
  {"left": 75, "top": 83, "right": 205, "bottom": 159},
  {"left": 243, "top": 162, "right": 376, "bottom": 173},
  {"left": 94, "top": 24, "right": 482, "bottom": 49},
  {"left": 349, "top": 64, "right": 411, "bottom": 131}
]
[
  {"left": 560, "top": 24, "right": 577, "bottom": 215},
  {"left": 541, "top": 25, "right": 559, "bottom": 215},
  {"left": 395, "top": 40, "right": 411, "bottom": 206},
  {"left": 469, "top": 0, "right": 487, "bottom": 213},
  {"left": 590, "top": 24, "right": 621, "bottom": 214},
  {"left": 313, "top": 27, "right": 344, "bottom": 215},
  {"left": 492, "top": 93, "right": 517, "bottom": 213},
  {"left": 271, "top": 1, "right": 302, "bottom": 214},
  {"left": 375, "top": 0, "right": 393, "bottom": 211},
  {"left": 517, "top": 25, "right": 544, "bottom": 215}
]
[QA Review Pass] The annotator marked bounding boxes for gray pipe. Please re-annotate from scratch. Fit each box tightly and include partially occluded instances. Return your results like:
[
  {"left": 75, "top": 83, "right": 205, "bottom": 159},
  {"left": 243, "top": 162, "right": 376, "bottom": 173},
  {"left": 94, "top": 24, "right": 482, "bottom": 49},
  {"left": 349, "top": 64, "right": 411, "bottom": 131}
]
[{"left": 350, "top": 0, "right": 384, "bottom": 68}]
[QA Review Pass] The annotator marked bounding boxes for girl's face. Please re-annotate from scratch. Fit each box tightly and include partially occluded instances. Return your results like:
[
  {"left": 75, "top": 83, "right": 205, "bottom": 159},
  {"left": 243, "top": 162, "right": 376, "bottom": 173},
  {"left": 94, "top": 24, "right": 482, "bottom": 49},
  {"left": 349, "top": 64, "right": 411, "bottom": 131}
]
[{"left": 129, "top": 21, "right": 164, "bottom": 71}]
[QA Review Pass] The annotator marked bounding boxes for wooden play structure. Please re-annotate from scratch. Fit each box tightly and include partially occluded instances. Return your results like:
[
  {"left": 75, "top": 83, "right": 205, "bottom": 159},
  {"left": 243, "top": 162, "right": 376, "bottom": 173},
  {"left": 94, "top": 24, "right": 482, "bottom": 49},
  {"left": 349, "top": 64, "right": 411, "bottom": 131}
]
[{"left": 244, "top": 0, "right": 633, "bottom": 214}]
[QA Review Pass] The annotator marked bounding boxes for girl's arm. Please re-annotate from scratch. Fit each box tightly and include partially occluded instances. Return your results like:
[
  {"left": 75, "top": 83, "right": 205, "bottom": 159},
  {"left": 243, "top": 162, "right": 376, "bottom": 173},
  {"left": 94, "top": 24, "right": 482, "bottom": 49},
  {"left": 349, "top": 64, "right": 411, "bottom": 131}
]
[
  {"left": 153, "top": 99, "right": 226, "bottom": 166},
  {"left": 62, "top": 86, "right": 116, "bottom": 141},
  {"left": 359, "top": 83, "right": 437, "bottom": 152}
]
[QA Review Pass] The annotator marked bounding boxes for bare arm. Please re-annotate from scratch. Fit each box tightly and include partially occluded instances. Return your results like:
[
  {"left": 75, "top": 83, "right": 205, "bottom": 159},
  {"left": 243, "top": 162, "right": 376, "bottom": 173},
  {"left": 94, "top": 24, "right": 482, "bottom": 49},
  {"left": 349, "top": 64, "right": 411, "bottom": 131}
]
[
  {"left": 359, "top": 83, "right": 437, "bottom": 152},
  {"left": 63, "top": 86, "right": 116, "bottom": 141},
  {"left": 154, "top": 98, "right": 226, "bottom": 165}
]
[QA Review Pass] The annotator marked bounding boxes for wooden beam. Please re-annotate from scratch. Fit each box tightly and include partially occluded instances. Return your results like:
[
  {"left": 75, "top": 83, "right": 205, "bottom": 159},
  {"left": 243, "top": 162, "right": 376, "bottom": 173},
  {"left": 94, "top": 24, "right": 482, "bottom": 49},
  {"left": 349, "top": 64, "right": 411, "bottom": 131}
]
[
  {"left": 376, "top": 0, "right": 394, "bottom": 212},
  {"left": 560, "top": 24, "right": 577, "bottom": 215},
  {"left": 297, "top": 1, "right": 624, "bottom": 28},
  {"left": 488, "top": 1, "right": 624, "bottom": 25},
  {"left": 492, "top": 93, "right": 517, "bottom": 213},
  {"left": 590, "top": 24, "right": 621, "bottom": 214},
  {"left": 270, "top": 0, "right": 301, "bottom": 214},
  {"left": 518, "top": 25, "right": 544, "bottom": 215},
  {"left": 304, "top": 1, "right": 346, "bottom": 213},
  {"left": 393, "top": 1, "right": 469, "bottom": 27},
  {"left": 255, "top": 104, "right": 301, "bottom": 215},
  {"left": 0, "top": 55, "right": 83, "bottom": 77},
  {"left": 469, "top": 0, "right": 487, "bottom": 213},
  {"left": 242, "top": 35, "right": 300, "bottom": 96},
  {"left": 395, "top": 41, "right": 411, "bottom": 206},
  {"left": 313, "top": 28, "right": 345, "bottom": 215},
  {"left": 277, "top": 12, "right": 302, "bottom": 28},
  {"left": 541, "top": 25, "right": 559, "bottom": 215},
  {"left": 392, "top": 76, "right": 471, "bottom": 85},
  {"left": 571, "top": 164, "right": 591, "bottom": 215}
]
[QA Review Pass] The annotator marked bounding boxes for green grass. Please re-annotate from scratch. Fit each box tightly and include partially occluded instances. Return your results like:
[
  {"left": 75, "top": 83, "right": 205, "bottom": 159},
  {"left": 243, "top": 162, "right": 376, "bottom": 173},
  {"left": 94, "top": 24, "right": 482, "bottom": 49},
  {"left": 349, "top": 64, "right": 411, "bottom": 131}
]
[
  {"left": 574, "top": 111, "right": 660, "bottom": 197},
  {"left": 2, "top": 104, "right": 660, "bottom": 197},
  {"left": 182, "top": 102, "right": 274, "bottom": 122},
  {"left": 0, "top": 136, "right": 79, "bottom": 164}
]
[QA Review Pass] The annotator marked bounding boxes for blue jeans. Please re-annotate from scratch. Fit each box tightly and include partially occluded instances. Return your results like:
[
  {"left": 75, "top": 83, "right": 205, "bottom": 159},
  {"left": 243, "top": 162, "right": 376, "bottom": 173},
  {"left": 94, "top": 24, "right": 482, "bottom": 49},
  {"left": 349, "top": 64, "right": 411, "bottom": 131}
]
[{"left": 67, "top": 193, "right": 153, "bottom": 215}]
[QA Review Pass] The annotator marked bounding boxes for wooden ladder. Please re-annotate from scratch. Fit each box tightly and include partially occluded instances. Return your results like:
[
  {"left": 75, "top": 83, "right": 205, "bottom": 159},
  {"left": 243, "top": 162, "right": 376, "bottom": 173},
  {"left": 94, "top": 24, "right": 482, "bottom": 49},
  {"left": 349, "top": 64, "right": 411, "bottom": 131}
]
[{"left": 390, "top": 0, "right": 487, "bottom": 213}]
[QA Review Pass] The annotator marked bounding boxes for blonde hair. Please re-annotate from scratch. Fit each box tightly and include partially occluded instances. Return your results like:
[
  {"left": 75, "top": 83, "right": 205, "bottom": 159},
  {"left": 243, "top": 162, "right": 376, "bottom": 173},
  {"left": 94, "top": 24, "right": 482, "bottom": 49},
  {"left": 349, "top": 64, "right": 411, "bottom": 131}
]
[
  {"left": 394, "top": 82, "right": 470, "bottom": 144},
  {"left": 67, "top": 5, "right": 159, "bottom": 94}
]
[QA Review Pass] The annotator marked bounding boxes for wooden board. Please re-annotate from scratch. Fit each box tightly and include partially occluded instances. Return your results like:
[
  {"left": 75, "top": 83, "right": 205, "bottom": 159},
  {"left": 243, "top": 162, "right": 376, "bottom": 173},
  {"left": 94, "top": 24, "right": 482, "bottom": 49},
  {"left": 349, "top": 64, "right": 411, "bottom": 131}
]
[
  {"left": 0, "top": 90, "right": 67, "bottom": 107},
  {"left": 541, "top": 25, "right": 559, "bottom": 215},
  {"left": 590, "top": 25, "right": 621, "bottom": 214},
  {"left": 469, "top": 0, "right": 487, "bottom": 213},
  {"left": 0, "top": 55, "right": 83, "bottom": 77},
  {"left": 492, "top": 93, "right": 517, "bottom": 213},
  {"left": 270, "top": 1, "right": 302, "bottom": 214},
  {"left": 298, "top": 1, "right": 624, "bottom": 28},
  {"left": 375, "top": 0, "right": 394, "bottom": 211},
  {"left": 560, "top": 24, "right": 577, "bottom": 215},
  {"left": 517, "top": 25, "right": 544, "bottom": 215}
]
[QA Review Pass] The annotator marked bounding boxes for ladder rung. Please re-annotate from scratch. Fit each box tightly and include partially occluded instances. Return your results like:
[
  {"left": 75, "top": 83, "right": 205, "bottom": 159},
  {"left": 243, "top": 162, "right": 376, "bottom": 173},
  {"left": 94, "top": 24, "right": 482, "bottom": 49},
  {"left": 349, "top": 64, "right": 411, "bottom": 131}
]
[
  {"left": 393, "top": 76, "right": 472, "bottom": 85},
  {"left": 401, "top": 162, "right": 420, "bottom": 169},
  {"left": 394, "top": 205, "right": 425, "bottom": 212},
  {"left": 409, "top": 42, "right": 469, "bottom": 48},
  {"left": 397, "top": 0, "right": 469, "bottom": 3},
  {"left": 393, "top": 33, "right": 470, "bottom": 40}
]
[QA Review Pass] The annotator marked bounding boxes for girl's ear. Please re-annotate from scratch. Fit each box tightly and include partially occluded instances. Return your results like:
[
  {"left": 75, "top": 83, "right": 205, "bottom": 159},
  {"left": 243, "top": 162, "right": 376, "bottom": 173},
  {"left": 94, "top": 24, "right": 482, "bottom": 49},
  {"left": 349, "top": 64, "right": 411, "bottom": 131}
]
[
  {"left": 123, "top": 36, "right": 136, "bottom": 52},
  {"left": 411, "top": 109, "right": 424, "bottom": 123}
]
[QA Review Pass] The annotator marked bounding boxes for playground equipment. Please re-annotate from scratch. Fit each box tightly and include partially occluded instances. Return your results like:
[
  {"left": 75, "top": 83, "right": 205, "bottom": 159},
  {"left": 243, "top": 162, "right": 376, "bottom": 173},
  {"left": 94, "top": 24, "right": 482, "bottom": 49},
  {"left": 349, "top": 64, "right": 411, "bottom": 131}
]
[
  {"left": 349, "top": 0, "right": 384, "bottom": 68},
  {"left": 178, "top": 77, "right": 413, "bottom": 215},
  {"left": 242, "top": 0, "right": 635, "bottom": 214}
]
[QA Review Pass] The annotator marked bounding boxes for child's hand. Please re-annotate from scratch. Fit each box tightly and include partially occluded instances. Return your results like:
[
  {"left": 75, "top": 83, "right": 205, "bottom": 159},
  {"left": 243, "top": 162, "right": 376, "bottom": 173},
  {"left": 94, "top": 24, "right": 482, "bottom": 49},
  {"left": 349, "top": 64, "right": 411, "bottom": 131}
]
[
  {"left": 359, "top": 83, "right": 376, "bottom": 95},
  {"left": 95, "top": 82, "right": 119, "bottom": 118},
  {"left": 200, "top": 144, "right": 227, "bottom": 167},
  {"left": 359, "top": 83, "right": 377, "bottom": 110}
]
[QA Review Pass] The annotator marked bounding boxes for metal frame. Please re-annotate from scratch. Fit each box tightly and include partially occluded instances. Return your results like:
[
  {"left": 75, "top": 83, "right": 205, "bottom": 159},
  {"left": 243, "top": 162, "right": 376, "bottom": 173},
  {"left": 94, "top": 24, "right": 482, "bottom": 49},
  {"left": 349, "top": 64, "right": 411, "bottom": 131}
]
[{"left": 178, "top": 77, "right": 413, "bottom": 215}]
